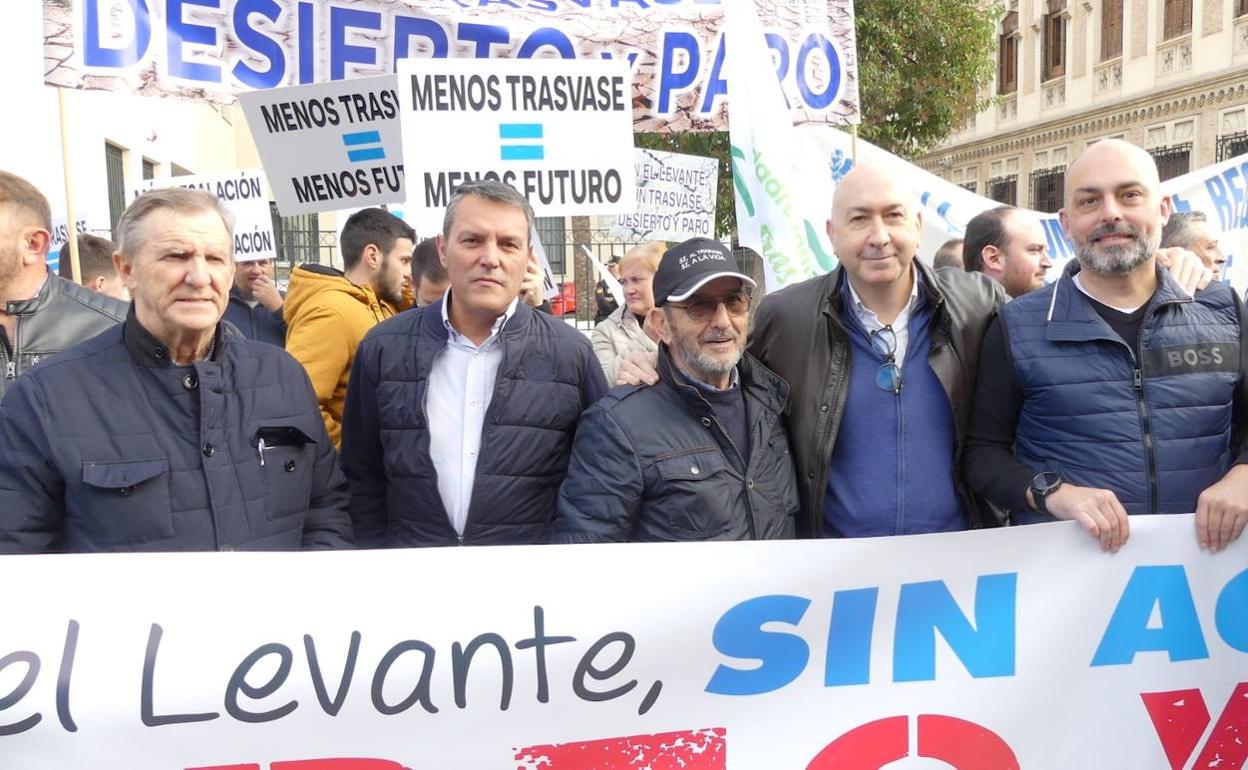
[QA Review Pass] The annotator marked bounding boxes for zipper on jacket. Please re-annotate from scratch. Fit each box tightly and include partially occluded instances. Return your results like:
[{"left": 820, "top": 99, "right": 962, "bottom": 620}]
[{"left": 1132, "top": 342, "right": 1159, "bottom": 515}]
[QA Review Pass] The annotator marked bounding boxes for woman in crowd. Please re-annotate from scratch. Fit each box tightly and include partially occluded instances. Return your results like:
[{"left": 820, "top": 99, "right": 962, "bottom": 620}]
[{"left": 591, "top": 241, "right": 665, "bottom": 384}]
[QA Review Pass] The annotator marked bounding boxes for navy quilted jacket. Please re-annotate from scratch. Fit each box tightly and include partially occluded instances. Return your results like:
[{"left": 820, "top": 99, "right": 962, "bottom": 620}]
[
  {"left": 0, "top": 313, "right": 354, "bottom": 553},
  {"left": 341, "top": 299, "right": 608, "bottom": 546}
]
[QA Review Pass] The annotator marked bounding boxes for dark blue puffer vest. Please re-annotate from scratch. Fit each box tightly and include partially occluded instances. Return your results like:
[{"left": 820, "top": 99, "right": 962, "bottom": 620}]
[{"left": 1001, "top": 263, "right": 1241, "bottom": 521}]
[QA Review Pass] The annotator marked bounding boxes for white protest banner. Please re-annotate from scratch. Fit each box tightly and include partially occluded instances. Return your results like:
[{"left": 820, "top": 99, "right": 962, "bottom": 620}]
[
  {"left": 240, "top": 76, "right": 405, "bottom": 216},
  {"left": 46, "top": 213, "right": 101, "bottom": 273},
  {"left": 43, "top": 0, "right": 858, "bottom": 131},
  {"left": 1, "top": 516, "right": 1244, "bottom": 768},
  {"left": 131, "top": 170, "right": 277, "bottom": 263},
  {"left": 609, "top": 148, "right": 719, "bottom": 241},
  {"left": 397, "top": 58, "right": 635, "bottom": 219}
]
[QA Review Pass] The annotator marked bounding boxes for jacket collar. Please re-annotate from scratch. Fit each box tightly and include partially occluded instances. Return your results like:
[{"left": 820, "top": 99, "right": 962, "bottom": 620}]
[
  {"left": 3, "top": 269, "right": 54, "bottom": 316},
  {"left": 1043, "top": 259, "right": 1191, "bottom": 343},
  {"left": 421, "top": 294, "right": 535, "bottom": 345},
  {"left": 123, "top": 304, "right": 228, "bottom": 368},
  {"left": 824, "top": 259, "right": 944, "bottom": 325},
  {"left": 656, "top": 343, "right": 789, "bottom": 414}
]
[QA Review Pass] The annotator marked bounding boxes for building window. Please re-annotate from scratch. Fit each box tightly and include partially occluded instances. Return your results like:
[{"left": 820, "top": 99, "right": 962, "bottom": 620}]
[
  {"left": 998, "top": 12, "right": 1019, "bottom": 94},
  {"left": 141, "top": 158, "right": 156, "bottom": 180},
  {"left": 1237, "top": 0, "right": 1248, "bottom": 18},
  {"left": 270, "top": 203, "right": 321, "bottom": 265},
  {"left": 1042, "top": 3, "right": 1067, "bottom": 81},
  {"left": 987, "top": 175, "right": 1018, "bottom": 206},
  {"left": 1163, "top": 0, "right": 1192, "bottom": 40},
  {"left": 535, "top": 216, "right": 566, "bottom": 275},
  {"left": 1149, "top": 143, "right": 1191, "bottom": 182},
  {"left": 171, "top": 163, "right": 193, "bottom": 177},
  {"left": 104, "top": 142, "right": 126, "bottom": 237},
  {"left": 1030, "top": 167, "right": 1065, "bottom": 213},
  {"left": 1101, "top": 0, "right": 1123, "bottom": 60},
  {"left": 1217, "top": 132, "right": 1248, "bottom": 162},
  {"left": 959, "top": 182, "right": 978, "bottom": 194}
]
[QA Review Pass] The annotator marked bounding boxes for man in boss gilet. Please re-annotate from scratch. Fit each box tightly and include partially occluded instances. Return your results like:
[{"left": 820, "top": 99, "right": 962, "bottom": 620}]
[{"left": 963, "top": 139, "right": 1248, "bottom": 555}]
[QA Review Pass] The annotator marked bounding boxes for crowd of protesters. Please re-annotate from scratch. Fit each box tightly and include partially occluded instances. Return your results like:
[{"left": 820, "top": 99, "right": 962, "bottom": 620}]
[{"left": 0, "top": 137, "right": 1244, "bottom": 555}]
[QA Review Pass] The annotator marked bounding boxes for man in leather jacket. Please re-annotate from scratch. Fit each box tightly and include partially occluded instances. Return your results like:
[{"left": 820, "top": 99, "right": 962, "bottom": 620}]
[{"left": 0, "top": 172, "right": 126, "bottom": 399}]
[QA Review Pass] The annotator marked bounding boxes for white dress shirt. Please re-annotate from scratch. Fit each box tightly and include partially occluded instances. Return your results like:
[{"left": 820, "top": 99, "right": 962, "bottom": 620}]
[
  {"left": 846, "top": 268, "right": 922, "bottom": 363},
  {"left": 427, "top": 292, "right": 519, "bottom": 536}
]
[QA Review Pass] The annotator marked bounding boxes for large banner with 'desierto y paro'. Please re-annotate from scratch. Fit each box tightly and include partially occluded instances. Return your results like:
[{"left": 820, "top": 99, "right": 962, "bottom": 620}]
[
  {"left": 0, "top": 516, "right": 1244, "bottom": 768},
  {"left": 43, "top": 0, "right": 860, "bottom": 132}
]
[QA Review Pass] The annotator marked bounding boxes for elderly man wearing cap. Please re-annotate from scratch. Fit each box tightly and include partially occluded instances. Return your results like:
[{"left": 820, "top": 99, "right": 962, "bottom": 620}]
[{"left": 553, "top": 238, "right": 798, "bottom": 543}]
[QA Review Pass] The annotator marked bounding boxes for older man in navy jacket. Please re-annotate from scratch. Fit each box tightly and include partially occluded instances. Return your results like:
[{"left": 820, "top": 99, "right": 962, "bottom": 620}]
[{"left": 0, "top": 188, "right": 353, "bottom": 553}]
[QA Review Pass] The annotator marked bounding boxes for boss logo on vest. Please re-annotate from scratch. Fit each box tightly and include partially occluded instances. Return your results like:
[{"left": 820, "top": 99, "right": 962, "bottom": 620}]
[{"left": 1144, "top": 343, "right": 1240, "bottom": 376}]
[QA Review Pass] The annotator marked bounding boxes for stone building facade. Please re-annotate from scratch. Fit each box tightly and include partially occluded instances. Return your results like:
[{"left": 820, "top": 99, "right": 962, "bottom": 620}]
[{"left": 920, "top": 0, "right": 1248, "bottom": 213}]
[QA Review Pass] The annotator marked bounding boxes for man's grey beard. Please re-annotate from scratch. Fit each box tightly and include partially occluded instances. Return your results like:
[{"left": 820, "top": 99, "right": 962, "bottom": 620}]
[
  {"left": 672, "top": 332, "right": 743, "bottom": 383},
  {"left": 1076, "top": 223, "right": 1158, "bottom": 275}
]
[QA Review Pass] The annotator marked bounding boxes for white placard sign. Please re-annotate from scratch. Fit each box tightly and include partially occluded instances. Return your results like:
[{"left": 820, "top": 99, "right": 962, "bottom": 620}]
[
  {"left": 609, "top": 149, "right": 719, "bottom": 241},
  {"left": 0, "top": 516, "right": 1244, "bottom": 768},
  {"left": 131, "top": 170, "right": 277, "bottom": 263},
  {"left": 397, "top": 58, "right": 635, "bottom": 220},
  {"left": 240, "top": 76, "right": 406, "bottom": 216}
]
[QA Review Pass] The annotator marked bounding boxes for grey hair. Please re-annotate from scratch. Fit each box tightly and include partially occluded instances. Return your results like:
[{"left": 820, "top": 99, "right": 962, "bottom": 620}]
[
  {"left": 1160, "top": 210, "right": 1208, "bottom": 250},
  {"left": 117, "top": 187, "right": 234, "bottom": 260},
  {"left": 442, "top": 179, "right": 535, "bottom": 242}
]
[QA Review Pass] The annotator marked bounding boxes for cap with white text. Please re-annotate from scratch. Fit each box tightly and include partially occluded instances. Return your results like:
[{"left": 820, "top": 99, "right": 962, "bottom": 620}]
[{"left": 653, "top": 238, "right": 756, "bottom": 306}]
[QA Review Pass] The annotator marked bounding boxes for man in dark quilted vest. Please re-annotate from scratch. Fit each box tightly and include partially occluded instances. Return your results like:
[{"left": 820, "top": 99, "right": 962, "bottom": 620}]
[
  {"left": 964, "top": 139, "right": 1248, "bottom": 554},
  {"left": 340, "top": 180, "right": 608, "bottom": 546}
]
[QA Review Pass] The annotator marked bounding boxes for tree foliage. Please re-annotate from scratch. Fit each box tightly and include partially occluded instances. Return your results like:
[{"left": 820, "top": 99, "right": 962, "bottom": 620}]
[{"left": 854, "top": 0, "right": 1000, "bottom": 158}]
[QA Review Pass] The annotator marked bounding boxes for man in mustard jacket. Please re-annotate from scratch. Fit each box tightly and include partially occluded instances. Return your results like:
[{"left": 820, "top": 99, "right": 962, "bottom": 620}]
[{"left": 285, "top": 209, "right": 415, "bottom": 447}]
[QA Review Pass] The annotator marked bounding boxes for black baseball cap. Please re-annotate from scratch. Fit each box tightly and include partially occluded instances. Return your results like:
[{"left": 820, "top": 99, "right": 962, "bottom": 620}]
[{"left": 652, "top": 238, "right": 756, "bottom": 306}]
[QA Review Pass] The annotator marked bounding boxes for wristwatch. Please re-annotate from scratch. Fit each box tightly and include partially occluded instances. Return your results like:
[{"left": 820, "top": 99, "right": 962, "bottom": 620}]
[{"left": 1030, "top": 471, "right": 1063, "bottom": 514}]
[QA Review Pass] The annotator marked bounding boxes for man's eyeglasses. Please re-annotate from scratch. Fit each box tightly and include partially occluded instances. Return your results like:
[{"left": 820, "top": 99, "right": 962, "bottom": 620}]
[
  {"left": 870, "top": 325, "right": 902, "bottom": 394},
  {"left": 667, "top": 290, "right": 753, "bottom": 322}
]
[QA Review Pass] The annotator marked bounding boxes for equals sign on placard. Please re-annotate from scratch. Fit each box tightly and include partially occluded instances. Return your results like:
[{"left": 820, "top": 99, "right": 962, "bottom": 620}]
[
  {"left": 342, "top": 130, "right": 386, "bottom": 163},
  {"left": 499, "top": 123, "right": 544, "bottom": 160}
]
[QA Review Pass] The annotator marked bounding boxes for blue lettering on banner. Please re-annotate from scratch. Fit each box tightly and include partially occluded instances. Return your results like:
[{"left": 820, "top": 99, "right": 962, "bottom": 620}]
[
  {"left": 1169, "top": 191, "right": 1192, "bottom": 213},
  {"left": 823, "top": 587, "right": 878, "bottom": 687},
  {"left": 1215, "top": 568, "right": 1248, "bottom": 653},
  {"left": 657, "top": 31, "right": 699, "bottom": 114},
  {"left": 75, "top": 0, "right": 850, "bottom": 118},
  {"left": 329, "top": 6, "right": 380, "bottom": 81},
  {"left": 892, "top": 574, "right": 1017, "bottom": 682},
  {"left": 168, "top": 0, "right": 223, "bottom": 83},
  {"left": 705, "top": 595, "right": 811, "bottom": 696},
  {"left": 706, "top": 573, "right": 1018, "bottom": 697},
  {"left": 1041, "top": 217, "right": 1074, "bottom": 261},
  {"left": 232, "top": 0, "right": 285, "bottom": 89},
  {"left": 1092, "top": 565, "right": 1209, "bottom": 666},
  {"left": 1204, "top": 162, "right": 1248, "bottom": 232},
  {"left": 85, "top": 0, "right": 150, "bottom": 68}
]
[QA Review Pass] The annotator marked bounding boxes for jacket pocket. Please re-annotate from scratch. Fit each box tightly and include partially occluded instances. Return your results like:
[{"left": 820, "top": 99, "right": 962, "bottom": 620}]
[
  {"left": 78, "top": 458, "right": 174, "bottom": 546},
  {"left": 653, "top": 450, "right": 736, "bottom": 539},
  {"left": 254, "top": 425, "right": 316, "bottom": 520}
]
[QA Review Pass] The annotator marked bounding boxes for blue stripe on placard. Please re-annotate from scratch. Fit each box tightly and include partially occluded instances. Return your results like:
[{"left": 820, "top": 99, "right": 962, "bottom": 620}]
[{"left": 501, "top": 146, "right": 545, "bottom": 161}]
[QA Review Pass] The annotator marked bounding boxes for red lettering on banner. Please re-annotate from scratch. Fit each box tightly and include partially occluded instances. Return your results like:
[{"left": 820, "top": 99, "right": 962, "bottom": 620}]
[
  {"left": 806, "top": 714, "right": 1018, "bottom": 769},
  {"left": 916, "top": 714, "right": 1020, "bottom": 769},
  {"left": 514, "top": 727, "right": 726, "bottom": 769},
  {"left": 1143, "top": 682, "right": 1248, "bottom": 770},
  {"left": 805, "top": 716, "right": 909, "bottom": 769}
]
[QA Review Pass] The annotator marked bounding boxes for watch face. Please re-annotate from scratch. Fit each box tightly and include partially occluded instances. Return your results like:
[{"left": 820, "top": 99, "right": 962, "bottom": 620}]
[{"left": 1033, "top": 471, "right": 1061, "bottom": 493}]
